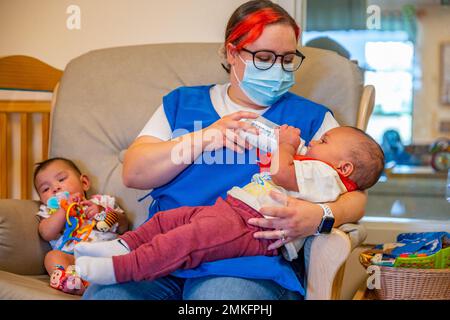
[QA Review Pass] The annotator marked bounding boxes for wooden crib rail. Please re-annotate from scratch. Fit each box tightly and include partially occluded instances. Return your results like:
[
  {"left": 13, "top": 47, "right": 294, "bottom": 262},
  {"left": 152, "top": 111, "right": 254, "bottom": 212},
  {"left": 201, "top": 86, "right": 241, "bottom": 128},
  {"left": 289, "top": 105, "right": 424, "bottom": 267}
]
[
  {"left": 0, "top": 55, "right": 62, "bottom": 199},
  {"left": 0, "top": 101, "right": 51, "bottom": 199}
]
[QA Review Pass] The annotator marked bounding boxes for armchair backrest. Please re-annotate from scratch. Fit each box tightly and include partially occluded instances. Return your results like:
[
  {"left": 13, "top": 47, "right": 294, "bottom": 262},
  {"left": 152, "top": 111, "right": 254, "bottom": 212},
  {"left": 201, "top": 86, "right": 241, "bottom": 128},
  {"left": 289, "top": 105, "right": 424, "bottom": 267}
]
[{"left": 50, "top": 43, "right": 363, "bottom": 229}]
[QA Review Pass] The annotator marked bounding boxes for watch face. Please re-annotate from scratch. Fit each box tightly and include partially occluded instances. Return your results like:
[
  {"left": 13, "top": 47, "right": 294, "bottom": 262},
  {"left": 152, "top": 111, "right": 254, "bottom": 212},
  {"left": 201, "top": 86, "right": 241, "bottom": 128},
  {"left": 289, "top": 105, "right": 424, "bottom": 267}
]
[{"left": 320, "top": 216, "right": 335, "bottom": 234}]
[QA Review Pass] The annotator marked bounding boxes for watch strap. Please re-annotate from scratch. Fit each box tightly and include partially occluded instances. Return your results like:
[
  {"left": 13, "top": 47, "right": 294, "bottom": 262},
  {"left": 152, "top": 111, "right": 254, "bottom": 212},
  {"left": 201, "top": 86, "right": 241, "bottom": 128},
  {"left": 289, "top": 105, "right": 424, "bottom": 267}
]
[{"left": 315, "top": 203, "right": 334, "bottom": 235}]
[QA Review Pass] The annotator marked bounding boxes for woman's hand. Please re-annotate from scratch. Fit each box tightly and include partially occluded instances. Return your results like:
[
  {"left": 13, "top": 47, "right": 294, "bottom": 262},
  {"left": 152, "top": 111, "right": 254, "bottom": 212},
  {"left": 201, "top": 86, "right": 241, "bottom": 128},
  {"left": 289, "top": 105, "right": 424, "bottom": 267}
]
[
  {"left": 247, "top": 190, "right": 323, "bottom": 250},
  {"left": 203, "top": 111, "right": 259, "bottom": 153}
]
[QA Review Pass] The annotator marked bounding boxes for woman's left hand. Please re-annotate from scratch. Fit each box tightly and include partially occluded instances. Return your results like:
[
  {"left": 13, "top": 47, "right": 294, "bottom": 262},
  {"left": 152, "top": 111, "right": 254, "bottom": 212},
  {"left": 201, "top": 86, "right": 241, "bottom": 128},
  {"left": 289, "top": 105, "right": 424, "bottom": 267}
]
[{"left": 247, "top": 190, "right": 323, "bottom": 250}]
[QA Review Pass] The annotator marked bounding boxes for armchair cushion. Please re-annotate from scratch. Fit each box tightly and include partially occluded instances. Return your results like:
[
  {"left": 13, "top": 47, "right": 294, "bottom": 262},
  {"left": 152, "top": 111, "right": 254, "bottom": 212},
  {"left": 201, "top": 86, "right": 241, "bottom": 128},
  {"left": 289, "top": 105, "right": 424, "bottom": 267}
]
[
  {"left": 0, "top": 200, "right": 50, "bottom": 275},
  {"left": 338, "top": 223, "right": 367, "bottom": 250},
  {"left": 0, "top": 271, "right": 78, "bottom": 300}
]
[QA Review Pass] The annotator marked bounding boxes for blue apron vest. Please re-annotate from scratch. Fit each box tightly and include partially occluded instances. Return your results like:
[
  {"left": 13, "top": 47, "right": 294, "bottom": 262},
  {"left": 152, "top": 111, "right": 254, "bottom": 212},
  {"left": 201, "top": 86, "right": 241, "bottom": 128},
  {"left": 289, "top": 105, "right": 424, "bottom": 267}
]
[{"left": 143, "top": 85, "right": 330, "bottom": 295}]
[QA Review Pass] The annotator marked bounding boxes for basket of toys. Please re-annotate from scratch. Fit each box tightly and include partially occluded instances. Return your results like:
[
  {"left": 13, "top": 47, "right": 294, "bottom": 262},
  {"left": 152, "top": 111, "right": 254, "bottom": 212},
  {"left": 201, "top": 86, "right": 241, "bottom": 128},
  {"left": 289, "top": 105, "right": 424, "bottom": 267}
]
[{"left": 359, "top": 232, "right": 450, "bottom": 300}]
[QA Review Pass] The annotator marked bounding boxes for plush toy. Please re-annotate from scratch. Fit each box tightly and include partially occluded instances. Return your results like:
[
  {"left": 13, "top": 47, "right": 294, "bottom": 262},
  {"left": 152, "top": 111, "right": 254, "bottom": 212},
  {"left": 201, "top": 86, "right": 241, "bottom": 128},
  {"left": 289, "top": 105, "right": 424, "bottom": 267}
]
[
  {"left": 95, "top": 209, "right": 119, "bottom": 232},
  {"left": 49, "top": 265, "right": 66, "bottom": 290},
  {"left": 89, "top": 195, "right": 120, "bottom": 232},
  {"left": 50, "top": 265, "right": 87, "bottom": 293}
]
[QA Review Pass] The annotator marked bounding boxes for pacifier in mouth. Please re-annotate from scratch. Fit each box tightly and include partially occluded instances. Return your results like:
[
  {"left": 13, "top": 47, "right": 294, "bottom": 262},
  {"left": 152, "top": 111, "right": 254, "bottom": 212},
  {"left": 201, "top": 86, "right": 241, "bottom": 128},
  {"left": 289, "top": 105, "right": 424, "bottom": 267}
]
[{"left": 47, "top": 191, "right": 70, "bottom": 209}]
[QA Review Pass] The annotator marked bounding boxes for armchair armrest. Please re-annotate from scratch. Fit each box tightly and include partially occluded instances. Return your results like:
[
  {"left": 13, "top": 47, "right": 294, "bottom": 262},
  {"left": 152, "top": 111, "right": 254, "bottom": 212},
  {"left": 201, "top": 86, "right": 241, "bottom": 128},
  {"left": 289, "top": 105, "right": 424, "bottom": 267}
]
[
  {"left": 0, "top": 199, "right": 50, "bottom": 275},
  {"left": 304, "top": 223, "right": 367, "bottom": 300}
]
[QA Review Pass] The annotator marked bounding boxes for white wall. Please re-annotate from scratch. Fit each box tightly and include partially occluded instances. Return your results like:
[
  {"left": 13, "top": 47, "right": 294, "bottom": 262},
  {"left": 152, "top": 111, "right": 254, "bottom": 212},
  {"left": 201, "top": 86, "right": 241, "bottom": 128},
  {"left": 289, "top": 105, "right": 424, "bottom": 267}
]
[
  {"left": 0, "top": 0, "right": 248, "bottom": 199},
  {"left": 0, "top": 0, "right": 252, "bottom": 69},
  {"left": 413, "top": 5, "right": 450, "bottom": 143},
  {"left": 0, "top": 1, "right": 304, "bottom": 199}
]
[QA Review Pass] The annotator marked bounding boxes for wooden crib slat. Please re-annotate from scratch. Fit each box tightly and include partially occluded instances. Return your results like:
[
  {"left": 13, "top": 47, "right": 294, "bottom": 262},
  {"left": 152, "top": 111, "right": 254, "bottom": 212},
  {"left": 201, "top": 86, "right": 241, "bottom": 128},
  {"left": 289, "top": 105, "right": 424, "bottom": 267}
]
[
  {"left": 20, "top": 113, "right": 30, "bottom": 199},
  {"left": 42, "top": 112, "right": 50, "bottom": 160},
  {"left": 0, "top": 55, "right": 61, "bottom": 199},
  {"left": 0, "top": 112, "right": 8, "bottom": 198},
  {"left": 0, "top": 103, "right": 51, "bottom": 199}
]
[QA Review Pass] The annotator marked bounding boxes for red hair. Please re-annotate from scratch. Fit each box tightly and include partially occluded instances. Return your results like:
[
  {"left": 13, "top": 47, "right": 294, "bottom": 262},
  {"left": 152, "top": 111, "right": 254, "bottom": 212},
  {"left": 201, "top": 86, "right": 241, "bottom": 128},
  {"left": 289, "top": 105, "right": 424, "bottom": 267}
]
[{"left": 226, "top": 8, "right": 300, "bottom": 50}]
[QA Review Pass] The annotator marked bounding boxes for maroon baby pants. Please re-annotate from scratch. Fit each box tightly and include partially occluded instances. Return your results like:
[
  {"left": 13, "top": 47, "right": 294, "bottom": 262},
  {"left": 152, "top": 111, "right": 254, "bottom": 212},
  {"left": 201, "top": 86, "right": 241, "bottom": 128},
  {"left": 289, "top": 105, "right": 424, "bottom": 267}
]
[{"left": 112, "top": 196, "right": 277, "bottom": 283}]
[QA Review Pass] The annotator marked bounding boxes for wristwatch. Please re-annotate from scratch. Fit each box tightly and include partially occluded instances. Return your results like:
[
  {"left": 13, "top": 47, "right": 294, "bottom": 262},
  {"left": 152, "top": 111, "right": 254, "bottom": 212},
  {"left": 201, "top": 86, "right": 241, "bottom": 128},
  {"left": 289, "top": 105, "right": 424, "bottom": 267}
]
[{"left": 315, "top": 203, "right": 335, "bottom": 235}]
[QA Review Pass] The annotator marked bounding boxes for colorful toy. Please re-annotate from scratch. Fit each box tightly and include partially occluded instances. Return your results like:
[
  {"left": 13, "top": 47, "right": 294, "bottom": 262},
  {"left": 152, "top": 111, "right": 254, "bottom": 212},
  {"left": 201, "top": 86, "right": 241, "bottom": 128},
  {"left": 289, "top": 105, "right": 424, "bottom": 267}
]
[
  {"left": 59, "top": 199, "right": 96, "bottom": 250},
  {"left": 430, "top": 138, "right": 450, "bottom": 172},
  {"left": 50, "top": 265, "right": 87, "bottom": 293},
  {"left": 46, "top": 192, "right": 96, "bottom": 251},
  {"left": 49, "top": 265, "right": 67, "bottom": 290},
  {"left": 393, "top": 247, "right": 450, "bottom": 269},
  {"left": 360, "top": 232, "right": 450, "bottom": 269},
  {"left": 46, "top": 192, "right": 119, "bottom": 252},
  {"left": 46, "top": 191, "right": 70, "bottom": 215},
  {"left": 94, "top": 208, "right": 119, "bottom": 232}
]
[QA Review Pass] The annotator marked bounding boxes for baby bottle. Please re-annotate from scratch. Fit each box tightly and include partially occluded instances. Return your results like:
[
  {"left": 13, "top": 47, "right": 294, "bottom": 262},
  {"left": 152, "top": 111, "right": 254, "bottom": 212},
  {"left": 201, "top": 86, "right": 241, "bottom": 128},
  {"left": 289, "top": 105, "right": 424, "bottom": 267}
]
[{"left": 239, "top": 116, "right": 307, "bottom": 155}]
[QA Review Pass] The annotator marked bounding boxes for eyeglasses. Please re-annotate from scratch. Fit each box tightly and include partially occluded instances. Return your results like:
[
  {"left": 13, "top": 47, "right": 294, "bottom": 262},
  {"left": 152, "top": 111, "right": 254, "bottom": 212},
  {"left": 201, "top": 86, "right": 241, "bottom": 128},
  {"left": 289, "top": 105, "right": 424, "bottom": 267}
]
[{"left": 241, "top": 48, "right": 306, "bottom": 72}]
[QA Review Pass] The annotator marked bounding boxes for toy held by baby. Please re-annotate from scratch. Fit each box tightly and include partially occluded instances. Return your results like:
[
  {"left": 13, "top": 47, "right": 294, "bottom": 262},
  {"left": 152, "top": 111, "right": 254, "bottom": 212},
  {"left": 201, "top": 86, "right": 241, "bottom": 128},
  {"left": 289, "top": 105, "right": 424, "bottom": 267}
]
[
  {"left": 47, "top": 192, "right": 95, "bottom": 250},
  {"left": 46, "top": 191, "right": 70, "bottom": 214},
  {"left": 47, "top": 192, "right": 118, "bottom": 233}
]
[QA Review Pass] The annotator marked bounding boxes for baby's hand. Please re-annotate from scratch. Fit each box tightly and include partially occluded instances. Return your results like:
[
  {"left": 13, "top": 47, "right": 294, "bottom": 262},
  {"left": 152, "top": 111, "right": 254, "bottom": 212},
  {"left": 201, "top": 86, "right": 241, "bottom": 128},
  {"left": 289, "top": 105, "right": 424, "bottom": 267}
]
[
  {"left": 278, "top": 125, "right": 301, "bottom": 149},
  {"left": 69, "top": 192, "right": 83, "bottom": 204},
  {"left": 81, "top": 200, "right": 103, "bottom": 219}
]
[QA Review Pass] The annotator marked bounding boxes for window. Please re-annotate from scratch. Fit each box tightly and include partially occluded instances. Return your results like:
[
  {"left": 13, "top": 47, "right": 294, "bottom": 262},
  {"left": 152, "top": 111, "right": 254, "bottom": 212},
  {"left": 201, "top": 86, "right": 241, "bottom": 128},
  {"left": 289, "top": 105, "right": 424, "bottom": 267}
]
[
  {"left": 303, "top": 30, "right": 414, "bottom": 144},
  {"left": 365, "top": 41, "right": 414, "bottom": 144}
]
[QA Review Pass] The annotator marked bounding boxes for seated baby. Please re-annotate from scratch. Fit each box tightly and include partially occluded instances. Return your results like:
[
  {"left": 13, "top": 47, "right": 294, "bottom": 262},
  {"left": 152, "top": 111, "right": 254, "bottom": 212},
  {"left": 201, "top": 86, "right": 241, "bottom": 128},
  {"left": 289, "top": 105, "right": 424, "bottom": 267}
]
[
  {"left": 74, "top": 125, "right": 384, "bottom": 285},
  {"left": 34, "top": 157, "right": 128, "bottom": 294}
]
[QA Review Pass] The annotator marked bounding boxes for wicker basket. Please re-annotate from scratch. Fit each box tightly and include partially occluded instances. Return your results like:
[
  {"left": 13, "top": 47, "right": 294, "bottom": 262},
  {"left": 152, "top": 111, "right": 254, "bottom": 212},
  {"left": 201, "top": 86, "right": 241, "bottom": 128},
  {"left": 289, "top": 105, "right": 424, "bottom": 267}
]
[
  {"left": 374, "top": 266, "right": 450, "bottom": 300},
  {"left": 359, "top": 248, "right": 450, "bottom": 300}
]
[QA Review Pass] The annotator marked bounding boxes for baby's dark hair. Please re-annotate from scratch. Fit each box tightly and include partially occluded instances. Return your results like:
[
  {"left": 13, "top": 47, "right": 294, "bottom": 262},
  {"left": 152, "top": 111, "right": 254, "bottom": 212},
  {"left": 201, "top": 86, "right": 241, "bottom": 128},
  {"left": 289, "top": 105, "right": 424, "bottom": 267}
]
[
  {"left": 33, "top": 157, "right": 82, "bottom": 190},
  {"left": 344, "top": 127, "right": 385, "bottom": 190}
]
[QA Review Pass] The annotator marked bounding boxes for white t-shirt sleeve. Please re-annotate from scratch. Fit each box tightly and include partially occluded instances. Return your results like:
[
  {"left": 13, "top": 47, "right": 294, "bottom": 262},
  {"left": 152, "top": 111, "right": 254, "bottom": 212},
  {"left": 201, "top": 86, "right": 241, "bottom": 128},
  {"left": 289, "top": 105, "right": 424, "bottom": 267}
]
[
  {"left": 290, "top": 160, "right": 347, "bottom": 203},
  {"left": 311, "top": 112, "right": 340, "bottom": 141},
  {"left": 137, "top": 104, "right": 172, "bottom": 141}
]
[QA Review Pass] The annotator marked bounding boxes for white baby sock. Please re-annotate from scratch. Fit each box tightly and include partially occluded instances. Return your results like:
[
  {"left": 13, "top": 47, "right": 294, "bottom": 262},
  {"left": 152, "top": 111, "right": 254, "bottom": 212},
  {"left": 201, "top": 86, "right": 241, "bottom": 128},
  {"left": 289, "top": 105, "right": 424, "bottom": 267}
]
[
  {"left": 75, "top": 256, "right": 117, "bottom": 285},
  {"left": 74, "top": 238, "right": 130, "bottom": 260}
]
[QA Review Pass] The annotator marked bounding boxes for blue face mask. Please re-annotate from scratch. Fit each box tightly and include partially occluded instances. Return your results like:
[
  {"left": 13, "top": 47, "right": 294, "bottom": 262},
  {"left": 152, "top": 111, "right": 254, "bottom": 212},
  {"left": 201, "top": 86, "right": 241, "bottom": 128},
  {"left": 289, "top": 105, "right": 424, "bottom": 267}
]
[{"left": 233, "top": 54, "right": 295, "bottom": 107}]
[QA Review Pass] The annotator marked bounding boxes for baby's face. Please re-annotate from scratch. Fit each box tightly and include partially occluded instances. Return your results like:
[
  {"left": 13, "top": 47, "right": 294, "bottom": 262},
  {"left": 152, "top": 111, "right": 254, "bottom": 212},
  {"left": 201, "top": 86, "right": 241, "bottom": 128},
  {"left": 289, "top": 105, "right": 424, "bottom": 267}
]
[
  {"left": 35, "top": 160, "right": 89, "bottom": 204},
  {"left": 305, "top": 127, "right": 356, "bottom": 167}
]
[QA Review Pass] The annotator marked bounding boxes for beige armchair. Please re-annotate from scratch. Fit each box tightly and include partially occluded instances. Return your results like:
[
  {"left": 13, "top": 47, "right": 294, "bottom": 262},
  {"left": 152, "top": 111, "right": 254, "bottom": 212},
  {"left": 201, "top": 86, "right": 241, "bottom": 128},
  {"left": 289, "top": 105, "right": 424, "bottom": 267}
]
[{"left": 0, "top": 43, "right": 373, "bottom": 300}]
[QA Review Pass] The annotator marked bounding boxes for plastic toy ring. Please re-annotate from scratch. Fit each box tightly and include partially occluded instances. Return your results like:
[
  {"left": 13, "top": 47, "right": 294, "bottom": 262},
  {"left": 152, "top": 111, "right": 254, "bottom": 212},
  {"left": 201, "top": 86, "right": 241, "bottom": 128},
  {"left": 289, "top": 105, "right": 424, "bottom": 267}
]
[{"left": 65, "top": 202, "right": 78, "bottom": 226}]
